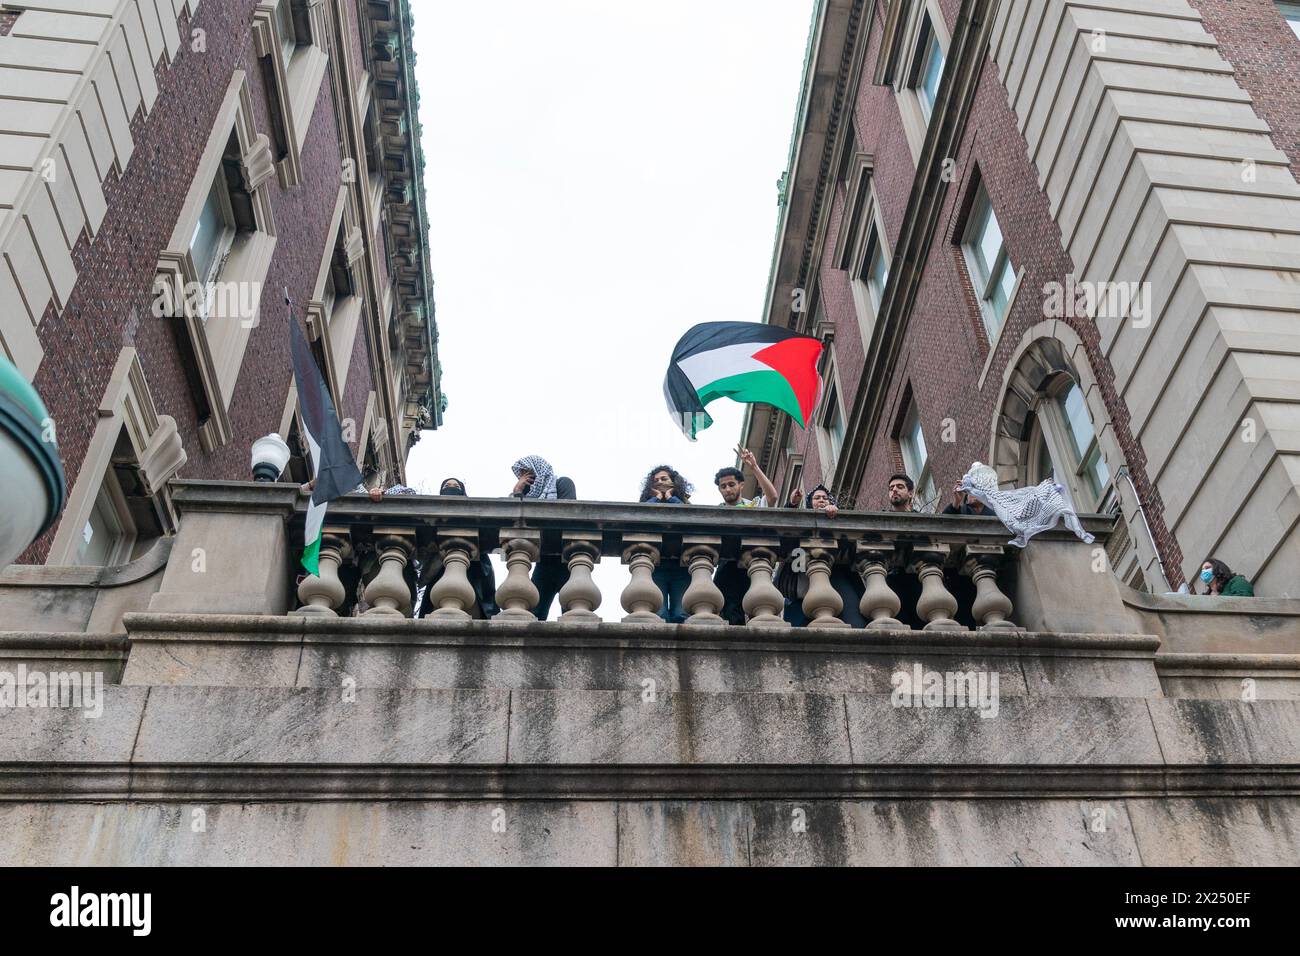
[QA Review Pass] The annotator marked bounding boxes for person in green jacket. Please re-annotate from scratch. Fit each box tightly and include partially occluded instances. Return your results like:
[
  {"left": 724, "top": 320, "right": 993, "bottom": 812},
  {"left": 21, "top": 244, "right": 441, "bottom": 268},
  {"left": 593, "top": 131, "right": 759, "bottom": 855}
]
[{"left": 1195, "top": 558, "right": 1255, "bottom": 596}]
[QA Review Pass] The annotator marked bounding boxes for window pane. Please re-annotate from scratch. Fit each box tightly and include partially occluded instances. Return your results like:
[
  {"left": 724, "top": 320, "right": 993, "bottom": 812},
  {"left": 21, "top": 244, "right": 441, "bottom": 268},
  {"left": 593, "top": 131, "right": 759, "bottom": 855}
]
[
  {"left": 866, "top": 236, "right": 888, "bottom": 307},
  {"left": 277, "top": 0, "right": 297, "bottom": 58},
  {"left": 190, "top": 179, "right": 229, "bottom": 285},
  {"left": 986, "top": 255, "right": 1015, "bottom": 330},
  {"left": 917, "top": 30, "right": 944, "bottom": 119},
  {"left": 901, "top": 410, "right": 928, "bottom": 479},
  {"left": 1060, "top": 383, "right": 1096, "bottom": 462},
  {"left": 829, "top": 403, "right": 845, "bottom": 458},
  {"left": 977, "top": 200, "right": 1004, "bottom": 281}
]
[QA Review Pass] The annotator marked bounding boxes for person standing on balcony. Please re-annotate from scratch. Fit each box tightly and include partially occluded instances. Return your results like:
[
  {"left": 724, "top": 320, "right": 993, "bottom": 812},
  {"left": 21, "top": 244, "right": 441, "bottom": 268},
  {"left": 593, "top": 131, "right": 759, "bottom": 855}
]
[
  {"left": 777, "top": 484, "right": 867, "bottom": 627},
  {"left": 885, "top": 473, "right": 917, "bottom": 513},
  {"left": 416, "top": 478, "right": 497, "bottom": 618},
  {"left": 714, "top": 446, "right": 778, "bottom": 624},
  {"left": 1193, "top": 558, "right": 1255, "bottom": 596},
  {"left": 508, "top": 455, "right": 578, "bottom": 618},
  {"left": 942, "top": 481, "right": 988, "bottom": 516},
  {"left": 715, "top": 445, "right": 777, "bottom": 507},
  {"left": 639, "top": 464, "right": 694, "bottom": 623},
  {"left": 297, "top": 472, "right": 420, "bottom": 615}
]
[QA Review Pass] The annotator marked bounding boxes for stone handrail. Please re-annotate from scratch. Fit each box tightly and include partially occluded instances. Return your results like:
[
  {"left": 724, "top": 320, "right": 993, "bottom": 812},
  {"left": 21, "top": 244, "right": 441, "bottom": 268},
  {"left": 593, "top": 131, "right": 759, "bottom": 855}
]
[{"left": 144, "top": 480, "right": 1118, "bottom": 631}]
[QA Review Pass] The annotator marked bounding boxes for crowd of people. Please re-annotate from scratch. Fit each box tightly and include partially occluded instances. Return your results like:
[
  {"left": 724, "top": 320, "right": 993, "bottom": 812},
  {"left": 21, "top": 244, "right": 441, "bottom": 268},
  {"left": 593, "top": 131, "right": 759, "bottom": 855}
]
[{"left": 305, "top": 449, "right": 1255, "bottom": 619}]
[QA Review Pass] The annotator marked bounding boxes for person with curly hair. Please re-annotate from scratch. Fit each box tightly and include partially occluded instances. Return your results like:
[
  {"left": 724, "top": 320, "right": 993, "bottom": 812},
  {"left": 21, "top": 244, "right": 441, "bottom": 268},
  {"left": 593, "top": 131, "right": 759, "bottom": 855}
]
[
  {"left": 1193, "top": 558, "right": 1254, "bottom": 596},
  {"left": 639, "top": 465, "right": 693, "bottom": 622}
]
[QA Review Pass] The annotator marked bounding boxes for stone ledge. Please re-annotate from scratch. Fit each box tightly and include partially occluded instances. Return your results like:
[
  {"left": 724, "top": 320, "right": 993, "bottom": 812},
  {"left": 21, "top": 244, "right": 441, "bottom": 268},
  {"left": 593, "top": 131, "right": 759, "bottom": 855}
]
[
  {"left": 1, "top": 764, "right": 1298, "bottom": 802},
  {"left": 115, "top": 614, "right": 1164, "bottom": 698}
]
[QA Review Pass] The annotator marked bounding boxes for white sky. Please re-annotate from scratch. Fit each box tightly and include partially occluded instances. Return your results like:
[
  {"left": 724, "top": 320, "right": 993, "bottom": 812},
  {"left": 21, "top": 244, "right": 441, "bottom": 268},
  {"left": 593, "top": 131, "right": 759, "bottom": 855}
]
[{"left": 406, "top": 0, "right": 815, "bottom": 616}]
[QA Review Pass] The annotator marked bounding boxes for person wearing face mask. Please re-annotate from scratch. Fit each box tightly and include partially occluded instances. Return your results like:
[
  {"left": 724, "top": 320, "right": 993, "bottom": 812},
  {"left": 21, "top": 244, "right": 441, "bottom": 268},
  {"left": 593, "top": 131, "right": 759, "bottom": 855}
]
[
  {"left": 416, "top": 478, "right": 498, "bottom": 618},
  {"left": 639, "top": 465, "right": 693, "bottom": 623},
  {"left": 1192, "top": 558, "right": 1254, "bottom": 596},
  {"left": 776, "top": 484, "right": 867, "bottom": 627}
]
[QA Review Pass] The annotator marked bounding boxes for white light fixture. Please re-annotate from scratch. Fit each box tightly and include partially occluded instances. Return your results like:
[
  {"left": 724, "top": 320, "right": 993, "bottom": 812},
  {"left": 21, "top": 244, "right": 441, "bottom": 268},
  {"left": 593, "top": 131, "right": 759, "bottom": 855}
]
[{"left": 251, "top": 432, "right": 292, "bottom": 482}]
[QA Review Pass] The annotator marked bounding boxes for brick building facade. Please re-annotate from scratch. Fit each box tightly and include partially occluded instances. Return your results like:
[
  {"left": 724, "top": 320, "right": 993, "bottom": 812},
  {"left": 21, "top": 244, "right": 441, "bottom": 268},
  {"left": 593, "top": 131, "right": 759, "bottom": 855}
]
[
  {"left": 743, "top": 0, "right": 1300, "bottom": 597},
  {"left": 0, "top": 0, "right": 441, "bottom": 566}
]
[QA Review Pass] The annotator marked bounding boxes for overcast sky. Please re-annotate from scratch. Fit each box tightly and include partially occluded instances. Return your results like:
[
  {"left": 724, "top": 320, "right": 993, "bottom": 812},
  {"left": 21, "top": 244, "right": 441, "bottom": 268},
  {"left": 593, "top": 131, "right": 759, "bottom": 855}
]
[{"left": 407, "top": 0, "right": 815, "bottom": 615}]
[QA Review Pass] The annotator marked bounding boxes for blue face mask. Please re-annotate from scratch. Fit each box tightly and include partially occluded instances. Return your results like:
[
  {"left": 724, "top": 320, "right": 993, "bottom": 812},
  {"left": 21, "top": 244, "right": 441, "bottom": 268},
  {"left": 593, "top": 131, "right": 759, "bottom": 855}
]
[{"left": 1200, "top": 568, "right": 1214, "bottom": 583}]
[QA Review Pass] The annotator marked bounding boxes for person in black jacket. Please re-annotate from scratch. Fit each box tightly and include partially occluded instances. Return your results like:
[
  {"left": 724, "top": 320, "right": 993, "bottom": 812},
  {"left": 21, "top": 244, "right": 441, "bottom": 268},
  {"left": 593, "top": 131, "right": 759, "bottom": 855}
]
[{"left": 639, "top": 465, "right": 693, "bottom": 623}]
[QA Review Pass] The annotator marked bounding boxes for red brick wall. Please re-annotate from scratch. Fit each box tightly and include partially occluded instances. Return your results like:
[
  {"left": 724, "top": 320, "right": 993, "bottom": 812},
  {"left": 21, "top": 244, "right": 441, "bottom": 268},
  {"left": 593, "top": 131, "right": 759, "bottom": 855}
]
[
  {"left": 776, "top": 1, "right": 1185, "bottom": 579},
  {"left": 20, "top": 0, "right": 364, "bottom": 563},
  {"left": 1187, "top": 0, "right": 1300, "bottom": 180}
]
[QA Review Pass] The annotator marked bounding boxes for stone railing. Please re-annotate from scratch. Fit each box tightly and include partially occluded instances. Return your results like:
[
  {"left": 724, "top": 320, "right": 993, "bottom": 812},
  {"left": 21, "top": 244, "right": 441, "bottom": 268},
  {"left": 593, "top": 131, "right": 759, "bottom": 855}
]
[{"left": 134, "top": 480, "right": 1111, "bottom": 632}]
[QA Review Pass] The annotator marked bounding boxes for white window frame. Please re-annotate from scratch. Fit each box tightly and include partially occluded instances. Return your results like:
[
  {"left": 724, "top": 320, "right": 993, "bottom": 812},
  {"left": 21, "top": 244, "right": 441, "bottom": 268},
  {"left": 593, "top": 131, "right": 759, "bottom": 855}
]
[
  {"left": 253, "top": 0, "right": 331, "bottom": 187},
  {"left": 815, "top": 355, "right": 848, "bottom": 475},
  {"left": 46, "top": 348, "right": 185, "bottom": 566},
  {"left": 154, "top": 71, "right": 277, "bottom": 452},
  {"left": 835, "top": 154, "right": 893, "bottom": 350},
  {"left": 962, "top": 181, "right": 1015, "bottom": 342},
  {"left": 899, "top": 401, "right": 938, "bottom": 513},
  {"left": 892, "top": 0, "right": 951, "bottom": 162}
]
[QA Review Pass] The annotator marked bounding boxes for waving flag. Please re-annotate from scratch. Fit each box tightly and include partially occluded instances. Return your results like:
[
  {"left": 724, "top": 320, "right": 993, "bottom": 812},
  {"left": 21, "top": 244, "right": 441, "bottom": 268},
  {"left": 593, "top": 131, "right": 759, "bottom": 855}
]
[
  {"left": 290, "top": 314, "right": 362, "bottom": 575},
  {"left": 663, "top": 321, "right": 824, "bottom": 439}
]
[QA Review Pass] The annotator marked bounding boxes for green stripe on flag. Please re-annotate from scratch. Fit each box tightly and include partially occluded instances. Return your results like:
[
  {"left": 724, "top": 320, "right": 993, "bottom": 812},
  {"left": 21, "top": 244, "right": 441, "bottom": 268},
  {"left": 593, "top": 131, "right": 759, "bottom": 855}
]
[
  {"left": 302, "top": 534, "right": 322, "bottom": 577},
  {"left": 697, "top": 369, "right": 807, "bottom": 428}
]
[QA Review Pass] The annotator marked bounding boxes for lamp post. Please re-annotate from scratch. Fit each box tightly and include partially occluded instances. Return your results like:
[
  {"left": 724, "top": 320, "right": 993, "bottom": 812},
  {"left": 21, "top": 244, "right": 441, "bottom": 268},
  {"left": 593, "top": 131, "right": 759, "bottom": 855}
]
[
  {"left": 0, "top": 356, "right": 66, "bottom": 569},
  {"left": 251, "top": 433, "right": 291, "bottom": 482}
]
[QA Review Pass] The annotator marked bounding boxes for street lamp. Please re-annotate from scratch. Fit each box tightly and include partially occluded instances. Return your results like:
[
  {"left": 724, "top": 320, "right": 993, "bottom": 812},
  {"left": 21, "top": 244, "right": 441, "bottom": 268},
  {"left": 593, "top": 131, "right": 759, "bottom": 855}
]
[
  {"left": 250, "top": 432, "right": 292, "bottom": 482},
  {"left": 0, "top": 355, "right": 66, "bottom": 569}
]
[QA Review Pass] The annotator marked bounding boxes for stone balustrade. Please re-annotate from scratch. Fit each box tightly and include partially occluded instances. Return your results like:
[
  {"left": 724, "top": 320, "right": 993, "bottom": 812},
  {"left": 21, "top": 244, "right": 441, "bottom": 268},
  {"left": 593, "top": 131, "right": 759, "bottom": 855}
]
[{"left": 167, "top": 481, "right": 1116, "bottom": 633}]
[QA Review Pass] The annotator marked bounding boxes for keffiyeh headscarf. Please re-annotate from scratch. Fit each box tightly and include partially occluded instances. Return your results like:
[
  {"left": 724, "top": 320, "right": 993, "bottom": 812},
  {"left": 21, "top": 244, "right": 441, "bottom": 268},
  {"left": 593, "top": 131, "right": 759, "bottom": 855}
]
[
  {"left": 512, "top": 455, "right": 559, "bottom": 500},
  {"left": 959, "top": 462, "right": 1094, "bottom": 548}
]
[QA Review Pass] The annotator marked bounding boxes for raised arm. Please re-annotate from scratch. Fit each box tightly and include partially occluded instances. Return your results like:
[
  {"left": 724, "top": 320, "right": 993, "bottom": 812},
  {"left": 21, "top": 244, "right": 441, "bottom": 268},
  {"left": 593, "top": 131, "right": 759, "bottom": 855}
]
[{"left": 736, "top": 446, "right": 778, "bottom": 506}]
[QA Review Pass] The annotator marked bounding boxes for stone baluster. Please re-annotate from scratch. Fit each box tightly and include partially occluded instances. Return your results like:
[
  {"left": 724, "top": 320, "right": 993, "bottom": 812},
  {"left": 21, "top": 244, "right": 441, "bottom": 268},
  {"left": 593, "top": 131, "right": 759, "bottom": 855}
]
[
  {"left": 558, "top": 533, "right": 603, "bottom": 623},
  {"left": 964, "top": 544, "right": 1017, "bottom": 630},
  {"left": 854, "top": 544, "right": 906, "bottom": 630},
  {"left": 681, "top": 536, "right": 725, "bottom": 626},
  {"left": 620, "top": 534, "right": 664, "bottom": 623},
  {"left": 739, "top": 539, "right": 789, "bottom": 628},
  {"left": 425, "top": 530, "right": 480, "bottom": 621},
  {"left": 800, "top": 539, "right": 848, "bottom": 628},
  {"left": 293, "top": 528, "right": 352, "bottom": 616},
  {"left": 494, "top": 531, "right": 541, "bottom": 622},
  {"left": 913, "top": 545, "right": 964, "bottom": 631},
  {"left": 361, "top": 528, "right": 416, "bottom": 617}
]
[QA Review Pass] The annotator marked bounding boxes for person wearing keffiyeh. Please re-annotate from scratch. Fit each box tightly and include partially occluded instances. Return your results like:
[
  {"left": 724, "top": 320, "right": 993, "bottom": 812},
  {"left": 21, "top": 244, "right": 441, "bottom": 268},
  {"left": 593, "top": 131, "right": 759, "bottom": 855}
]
[{"left": 510, "top": 455, "right": 559, "bottom": 500}]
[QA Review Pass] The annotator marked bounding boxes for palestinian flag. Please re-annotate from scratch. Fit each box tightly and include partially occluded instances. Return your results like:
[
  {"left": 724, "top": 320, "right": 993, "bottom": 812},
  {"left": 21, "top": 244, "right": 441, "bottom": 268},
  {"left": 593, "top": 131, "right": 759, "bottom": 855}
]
[
  {"left": 290, "top": 316, "right": 362, "bottom": 575},
  {"left": 663, "top": 321, "right": 824, "bottom": 439}
]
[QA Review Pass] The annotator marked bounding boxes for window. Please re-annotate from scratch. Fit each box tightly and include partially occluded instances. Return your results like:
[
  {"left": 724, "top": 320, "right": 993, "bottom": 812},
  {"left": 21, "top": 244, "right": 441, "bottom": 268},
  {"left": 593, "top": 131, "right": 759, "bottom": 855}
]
[
  {"left": 253, "top": 0, "right": 329, "bottom": 186},
  {"left": 1280, "top": 2, "right": 1300, "bottom": 40},
  {"left": 878, "top": 1, "right": 951, "bottom": 161},
  {"left": 864, "top": 230, "right": 889, "bottom": 311},
  {"left": 78, "top": 470, "right": 133, "bottom": 567},
  {"left": 275, "top": 0, "right": 301, "bottom": 61},
  {"left": 190, "top": 177, "right": 235, "bottom": 293},
  {"left": 912, "top": 16, "right": 945, "bottom": 121},
  {"left": 823, "top": 384, "right": 846, "bottom": 462},
  {"left": 1025, "top": 376, "right": 1111, "bottom": 511},
  {"left": 156, "top": 71, "right": 277, "bottom": 452},
  {"left": 836, "top": 155, "right": 892, "bottom": 349},
  {"left": 899, "top": 401, "right": 938, "bottom": 512},
  {"left": 963, "top": 182, "right": 1016, "bottom": 340}
]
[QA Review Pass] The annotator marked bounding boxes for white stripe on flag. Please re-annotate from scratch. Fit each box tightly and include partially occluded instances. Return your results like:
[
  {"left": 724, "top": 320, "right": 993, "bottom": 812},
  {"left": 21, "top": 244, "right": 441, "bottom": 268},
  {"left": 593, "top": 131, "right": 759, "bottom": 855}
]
[{"left": 676, "top": 342, "right": 769, "bottom": 392}]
